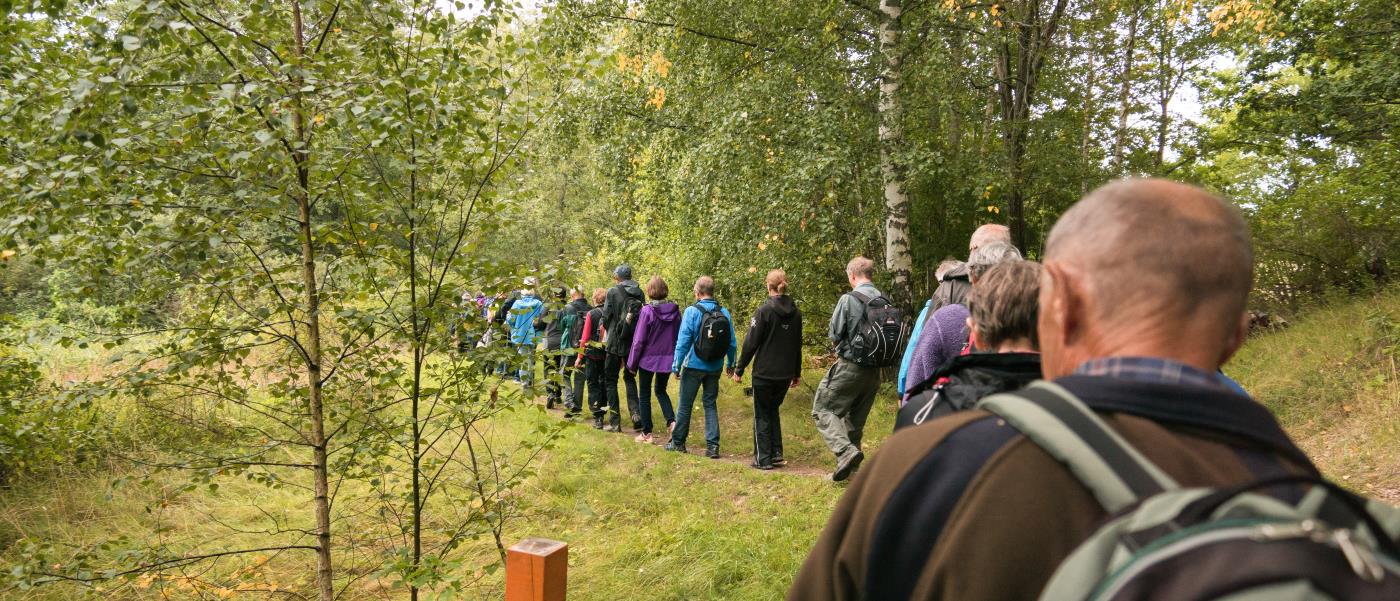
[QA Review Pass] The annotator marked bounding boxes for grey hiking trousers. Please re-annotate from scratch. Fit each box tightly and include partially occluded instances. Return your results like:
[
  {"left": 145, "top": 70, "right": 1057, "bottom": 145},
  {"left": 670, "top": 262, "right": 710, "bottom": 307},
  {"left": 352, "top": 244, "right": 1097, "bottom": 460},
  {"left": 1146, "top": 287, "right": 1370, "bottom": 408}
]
[{"left": 811, "top": 358, "right": 882, "bottom": 459}]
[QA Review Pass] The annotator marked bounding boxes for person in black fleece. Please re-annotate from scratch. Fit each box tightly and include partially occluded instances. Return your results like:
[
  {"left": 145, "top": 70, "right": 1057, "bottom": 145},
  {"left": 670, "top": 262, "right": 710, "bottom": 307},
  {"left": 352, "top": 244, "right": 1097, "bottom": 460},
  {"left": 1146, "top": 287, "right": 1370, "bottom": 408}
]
[{"left": 733, "top": 269, "right": 804, "bottom": 470}]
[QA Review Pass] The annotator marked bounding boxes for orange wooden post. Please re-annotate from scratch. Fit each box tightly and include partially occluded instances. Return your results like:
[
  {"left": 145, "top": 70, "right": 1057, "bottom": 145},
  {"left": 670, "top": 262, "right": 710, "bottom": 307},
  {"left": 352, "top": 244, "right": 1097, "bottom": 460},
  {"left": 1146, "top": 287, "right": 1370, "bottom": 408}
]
[{"left": 505, "top": 538, "right": 568, "bottom": 601}]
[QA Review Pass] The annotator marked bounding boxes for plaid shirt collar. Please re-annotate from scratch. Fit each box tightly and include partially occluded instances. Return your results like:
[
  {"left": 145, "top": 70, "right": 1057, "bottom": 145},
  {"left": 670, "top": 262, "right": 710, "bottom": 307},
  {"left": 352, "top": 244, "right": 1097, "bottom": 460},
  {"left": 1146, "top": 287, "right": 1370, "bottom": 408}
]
[{"left": 1073, "top": 356, "right": 1226, "bottom": 390}]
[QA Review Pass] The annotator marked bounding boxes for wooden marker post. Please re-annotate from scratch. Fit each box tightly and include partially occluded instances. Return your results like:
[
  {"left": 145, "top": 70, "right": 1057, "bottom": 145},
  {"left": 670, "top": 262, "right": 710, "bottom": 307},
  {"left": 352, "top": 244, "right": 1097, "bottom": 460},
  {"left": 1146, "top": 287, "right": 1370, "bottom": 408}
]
[{"left": 505, "top": 538, "right": 568, "bottom": 601}]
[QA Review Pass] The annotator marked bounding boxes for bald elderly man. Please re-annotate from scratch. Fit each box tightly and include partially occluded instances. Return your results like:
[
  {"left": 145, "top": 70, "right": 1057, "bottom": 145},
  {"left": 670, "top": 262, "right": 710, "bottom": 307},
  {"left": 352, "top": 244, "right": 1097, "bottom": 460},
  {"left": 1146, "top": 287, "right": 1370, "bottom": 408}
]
[{"left": 788, "top": 179, "right": 1318, "bottom": 600}]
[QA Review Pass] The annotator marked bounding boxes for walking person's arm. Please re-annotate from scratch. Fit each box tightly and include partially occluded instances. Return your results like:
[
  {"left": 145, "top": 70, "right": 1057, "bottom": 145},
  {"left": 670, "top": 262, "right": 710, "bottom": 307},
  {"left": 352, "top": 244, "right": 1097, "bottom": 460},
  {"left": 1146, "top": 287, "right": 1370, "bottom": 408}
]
[
  {"left": 627, "top": 306, "right": 651, "bottom": 373},
  {"left": 672, "top": 306, "right": 697, "bottom": 374},
  {"left": 724, "top": 307, "right": 739, "bottom": 376},
  {"left": 791, "top": 310, "right": 804, "bottom": 388},
  {"left": 734, "top": 305, "right": 767, "bottom": 380}
]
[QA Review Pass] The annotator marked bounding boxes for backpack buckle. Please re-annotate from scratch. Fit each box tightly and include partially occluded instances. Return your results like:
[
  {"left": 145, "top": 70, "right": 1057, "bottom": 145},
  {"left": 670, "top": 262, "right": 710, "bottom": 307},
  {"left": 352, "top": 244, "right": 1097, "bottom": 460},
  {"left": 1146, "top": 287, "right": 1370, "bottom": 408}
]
[{"left": 1334, "top": 528, "right": 1386, "bottom": 583}]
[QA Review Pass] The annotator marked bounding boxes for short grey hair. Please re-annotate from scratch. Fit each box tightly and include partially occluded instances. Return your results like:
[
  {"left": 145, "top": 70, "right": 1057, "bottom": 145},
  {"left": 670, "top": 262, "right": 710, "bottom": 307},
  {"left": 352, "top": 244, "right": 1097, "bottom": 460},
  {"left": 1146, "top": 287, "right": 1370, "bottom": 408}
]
[
  {"left": 694, "top": 276, "right": 715, "bottom": 297},
  {"left": 967, "top": 241, "right": 1022, "bottom": 281},
  {"left": 846, "top": 256, "right": 876, "bottom": 279},
  {"left": 935, "top": 259, "right": 964, "bottom": 281}
]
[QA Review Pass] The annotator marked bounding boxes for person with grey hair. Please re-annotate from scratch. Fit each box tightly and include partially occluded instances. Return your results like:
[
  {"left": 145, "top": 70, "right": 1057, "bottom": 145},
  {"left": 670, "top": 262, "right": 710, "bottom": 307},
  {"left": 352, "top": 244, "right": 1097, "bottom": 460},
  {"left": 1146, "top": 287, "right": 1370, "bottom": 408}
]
[
  {"left": 903, "top": 242, "right": 1024, "bottom": 401},
  {"left": 668, "top": 276, "right": 738, "bottom": 457},
  {"left": 790, "top": 179, "right": 1332, "bottom": 601},
  {"left": 811, "top": 256, "right": 887, "bottom": 482},
  {"left": 897, "top": 224, "right": 1012, "bottom": 397}
]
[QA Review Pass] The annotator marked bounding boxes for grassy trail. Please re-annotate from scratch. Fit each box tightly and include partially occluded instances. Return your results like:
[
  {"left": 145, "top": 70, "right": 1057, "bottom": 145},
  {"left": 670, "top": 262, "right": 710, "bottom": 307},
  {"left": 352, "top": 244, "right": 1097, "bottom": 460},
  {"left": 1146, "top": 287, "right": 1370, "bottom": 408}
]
[{"left": 2, "top": 289, "right": 1396, "bottom": 599}]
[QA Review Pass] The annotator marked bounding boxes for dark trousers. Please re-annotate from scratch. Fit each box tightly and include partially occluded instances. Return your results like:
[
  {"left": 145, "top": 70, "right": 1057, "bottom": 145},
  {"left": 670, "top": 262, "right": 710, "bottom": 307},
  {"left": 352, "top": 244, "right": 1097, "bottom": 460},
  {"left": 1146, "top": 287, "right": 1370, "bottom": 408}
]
[
  {"left": 604, "top": 353, "right": 639, "bottom": 428},
  {"left": 751, "top": 378, "right": 789, "bottom": 466},
  {"left": 636, "top": 369, "right": 675, "bottom": 434},
  {"left": 544, "top": 349, "right": 564, "bottom": 406},
  {"left": 585, "top": 355, "right": 608, "bottom": 420},
  {"left": 563, "top": 354, "right": 583, "bottom": 412}
]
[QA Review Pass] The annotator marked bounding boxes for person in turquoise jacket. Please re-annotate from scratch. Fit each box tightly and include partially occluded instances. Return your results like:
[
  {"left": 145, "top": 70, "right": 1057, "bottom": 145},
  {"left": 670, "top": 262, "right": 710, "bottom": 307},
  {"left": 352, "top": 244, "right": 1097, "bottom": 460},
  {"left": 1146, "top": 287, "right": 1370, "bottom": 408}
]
[
  {"left": 508, "top": 278, "right": 545, "bottom": 386},
  {"left": 667, "top": 276, "right": 737, "bottom": 458}
]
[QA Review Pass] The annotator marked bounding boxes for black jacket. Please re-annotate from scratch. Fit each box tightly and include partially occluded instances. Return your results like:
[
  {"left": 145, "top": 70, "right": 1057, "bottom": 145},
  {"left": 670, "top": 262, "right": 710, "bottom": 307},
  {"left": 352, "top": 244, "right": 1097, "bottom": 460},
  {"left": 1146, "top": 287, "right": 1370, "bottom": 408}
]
[
  {"left": 735, "top": 295, "right": 803, "bottom": 382},
  {"left": 930, "top": 265, "right": 971, "bottom": 313},
  {"left": 896, "top": 352, "right": 1042, "bottom": 431},
  {"left": 602, "top": 280, "right": 645, "bottom": 356}
]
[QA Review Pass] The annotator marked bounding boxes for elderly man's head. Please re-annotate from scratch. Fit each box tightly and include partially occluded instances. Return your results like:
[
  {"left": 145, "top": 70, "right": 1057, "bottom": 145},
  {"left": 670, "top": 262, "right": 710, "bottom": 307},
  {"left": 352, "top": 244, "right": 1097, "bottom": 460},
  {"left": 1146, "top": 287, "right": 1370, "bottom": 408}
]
[
  {"left": 1037, "top": 178, "right": 1253, "bottom": 379},
  {"left": 969, "top": 224, "right": 1012, "bottom": 254}
]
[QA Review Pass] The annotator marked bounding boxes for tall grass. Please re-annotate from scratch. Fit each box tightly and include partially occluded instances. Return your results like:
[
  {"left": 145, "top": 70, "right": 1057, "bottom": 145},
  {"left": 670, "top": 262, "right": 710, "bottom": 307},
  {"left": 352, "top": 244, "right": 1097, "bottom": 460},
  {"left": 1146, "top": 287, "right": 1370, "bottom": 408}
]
[{"left": 1229, "top": 287, "right": 1400, "bottom": 502}]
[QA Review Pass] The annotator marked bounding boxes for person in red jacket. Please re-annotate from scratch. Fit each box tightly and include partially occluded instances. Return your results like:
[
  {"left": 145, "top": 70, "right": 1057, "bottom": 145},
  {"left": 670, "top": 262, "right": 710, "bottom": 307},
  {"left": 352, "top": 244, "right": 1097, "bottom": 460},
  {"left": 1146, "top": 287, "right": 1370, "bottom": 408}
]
[{"left": 577, "top": 288, "right": 610, "bottom": 430}]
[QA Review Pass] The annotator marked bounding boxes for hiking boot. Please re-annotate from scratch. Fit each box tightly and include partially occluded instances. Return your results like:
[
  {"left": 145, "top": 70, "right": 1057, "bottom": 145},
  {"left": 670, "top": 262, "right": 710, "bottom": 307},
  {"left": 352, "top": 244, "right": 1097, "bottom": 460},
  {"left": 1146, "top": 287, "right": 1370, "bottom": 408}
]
[
  {"left": 705, "top": 445, "right": 720, "bottom": 459},
  {"left": 750, "top": 461, "right": 774, "bottom": 470},
  {"left": 831, "top": 449, "right": 864, "bottom": 482},
  {"left": 664, "top": 442, "right": 687, "bottom": 453},
  {"left": 634, "top": 433, "right": 653, "bottom": 444},
  {"left": 773, "top": 456, "right": 786, "bottom": 467},
  {"left": 593, "top": 416, "right": 604, "bottom": 430}
]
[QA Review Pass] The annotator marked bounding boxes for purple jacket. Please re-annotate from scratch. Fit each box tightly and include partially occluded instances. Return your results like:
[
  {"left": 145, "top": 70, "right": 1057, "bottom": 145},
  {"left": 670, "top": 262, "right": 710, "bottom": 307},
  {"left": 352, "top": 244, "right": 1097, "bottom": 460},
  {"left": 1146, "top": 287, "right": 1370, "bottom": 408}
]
[
  {"left": 903, "top": 303, "right": 971, "bottom": 401},
  {"left": 627, "top": 301, "right": 681, "bottom": 373}
]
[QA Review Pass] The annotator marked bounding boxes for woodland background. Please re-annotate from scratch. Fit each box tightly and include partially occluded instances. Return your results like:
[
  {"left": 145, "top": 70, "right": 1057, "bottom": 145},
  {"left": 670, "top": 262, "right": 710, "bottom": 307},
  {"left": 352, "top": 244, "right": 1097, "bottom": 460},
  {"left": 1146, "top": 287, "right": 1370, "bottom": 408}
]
[{"left": 0, "top": 0, "right": 1396, "bottom": 598}]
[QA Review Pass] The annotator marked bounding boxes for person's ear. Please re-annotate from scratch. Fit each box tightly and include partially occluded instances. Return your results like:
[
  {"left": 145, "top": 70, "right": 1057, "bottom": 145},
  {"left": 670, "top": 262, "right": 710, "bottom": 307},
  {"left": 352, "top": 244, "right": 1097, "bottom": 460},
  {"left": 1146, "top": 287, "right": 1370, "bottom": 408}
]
[{"left": 1218, "top": 311, "right": 1250, "bottom": 367}]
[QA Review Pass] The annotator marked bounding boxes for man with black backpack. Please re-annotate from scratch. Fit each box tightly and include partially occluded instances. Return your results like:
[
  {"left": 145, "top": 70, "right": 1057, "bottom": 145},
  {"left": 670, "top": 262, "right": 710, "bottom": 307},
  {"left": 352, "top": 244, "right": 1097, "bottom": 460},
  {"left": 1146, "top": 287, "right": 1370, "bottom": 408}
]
[
  {"left": 813, "top": 256, "right": 905, "bottom": 482},
  {"left": 788, "top": 179, "right": 1400, "bottom": 600},
  {"left": 667, "top": 276, "right": 737, "bottom": 458},
  {"left": 602, "top": 264, "right": 647, "bottom": 432}
]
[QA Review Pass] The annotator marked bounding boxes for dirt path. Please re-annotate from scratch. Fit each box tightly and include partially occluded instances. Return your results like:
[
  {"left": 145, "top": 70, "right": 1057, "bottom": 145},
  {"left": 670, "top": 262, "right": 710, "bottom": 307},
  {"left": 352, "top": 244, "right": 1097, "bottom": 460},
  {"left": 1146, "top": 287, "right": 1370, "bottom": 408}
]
[{"left": 534, "top": 398, "right": 831, "bottom": 478}]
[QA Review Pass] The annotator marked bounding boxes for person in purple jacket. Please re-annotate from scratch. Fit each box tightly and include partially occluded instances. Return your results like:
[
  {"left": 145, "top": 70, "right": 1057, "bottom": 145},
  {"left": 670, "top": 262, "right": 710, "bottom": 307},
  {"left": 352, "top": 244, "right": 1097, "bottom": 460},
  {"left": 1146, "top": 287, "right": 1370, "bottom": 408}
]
[{"left": 627, "top": 276, "right": 681, "bottom": 443}]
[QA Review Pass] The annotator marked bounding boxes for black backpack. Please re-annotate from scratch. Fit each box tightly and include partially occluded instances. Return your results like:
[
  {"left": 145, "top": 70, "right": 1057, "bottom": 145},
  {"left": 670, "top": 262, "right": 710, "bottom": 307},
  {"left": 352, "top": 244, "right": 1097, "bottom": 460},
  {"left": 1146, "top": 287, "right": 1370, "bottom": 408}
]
[
  {"left": 614, "top": 287, "right": 645, "bottom": 342},
  {"left": 692, "top": 304, "right": 733, "bottom": 362},
  {"left": 846, "top": 290, "right": 907, "bottom": 368}
]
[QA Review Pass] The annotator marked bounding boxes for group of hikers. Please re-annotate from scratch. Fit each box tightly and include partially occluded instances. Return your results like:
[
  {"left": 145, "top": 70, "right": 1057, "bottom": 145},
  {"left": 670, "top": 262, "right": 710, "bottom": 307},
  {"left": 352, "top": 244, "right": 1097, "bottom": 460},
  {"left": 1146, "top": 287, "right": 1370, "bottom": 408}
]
[
  {"left": 465, "top": 177, "right": 1400, "bottom": 599},
  {"left": 455, "top": 216, "right": 1069, "bottom": 482},
  {"left": 458, "top": 265, "right": 804, "bottom": 469}
]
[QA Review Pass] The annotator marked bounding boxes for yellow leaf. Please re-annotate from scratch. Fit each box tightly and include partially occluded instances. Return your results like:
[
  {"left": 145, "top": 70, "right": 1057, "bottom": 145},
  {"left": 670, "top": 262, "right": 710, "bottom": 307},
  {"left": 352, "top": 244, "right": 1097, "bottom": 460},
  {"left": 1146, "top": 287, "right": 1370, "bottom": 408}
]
[
  {"left": 313, "top": 114, "right": 325, "bottom": 125},
  {"left": 758, "top": 242, "right": 767, "bottom": 251},
  {"left": 369, "top": 222, "right": 378, "bottom": 231},
  {"left": 748, "top": 266, "right": 757, "bottom": 273},
  {"left": 0, "top": 249, "right": 15, "bottom": 261}
]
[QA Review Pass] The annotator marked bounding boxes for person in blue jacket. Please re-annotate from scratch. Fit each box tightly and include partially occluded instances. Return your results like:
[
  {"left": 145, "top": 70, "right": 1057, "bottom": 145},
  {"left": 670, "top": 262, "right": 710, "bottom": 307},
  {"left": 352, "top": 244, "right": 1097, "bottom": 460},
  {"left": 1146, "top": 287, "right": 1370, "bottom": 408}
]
[
  {"left": 667, "top": 276, "right": 738, "bottom": 458},
  {"left": 508, "top": 278, "right": 545, "bottom": 387}
]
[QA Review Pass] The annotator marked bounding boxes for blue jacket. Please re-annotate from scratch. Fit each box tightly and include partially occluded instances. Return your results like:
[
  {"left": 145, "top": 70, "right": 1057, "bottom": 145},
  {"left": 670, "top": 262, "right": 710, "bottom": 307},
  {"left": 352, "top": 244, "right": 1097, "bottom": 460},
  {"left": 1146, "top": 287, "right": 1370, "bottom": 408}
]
[
  {"left": 897, "top": 299, "right": 933, "bottom": 396},
  {"left": 672, "top": 298, "right": 737, "bottom": 373},
  {"left": 508, "top": 293, "right": 544, "bottom": 345}
]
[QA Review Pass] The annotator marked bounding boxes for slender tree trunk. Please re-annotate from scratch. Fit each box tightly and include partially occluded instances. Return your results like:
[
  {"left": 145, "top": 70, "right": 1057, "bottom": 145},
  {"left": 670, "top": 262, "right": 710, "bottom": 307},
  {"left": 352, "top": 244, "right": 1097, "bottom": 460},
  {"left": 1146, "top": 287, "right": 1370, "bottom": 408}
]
[
  {"left": 1112, "top": 2, "right": 1141, "bottom": 172},
  {"left": 289, "top": 2, "right": 334, "bottom": 600},
  {"left": 877, "top": 0, "right": 913, "bottom": 304},
  {"left": 1080, "top": 47, "right": 1096, "bottom": 196},
  {"left": 409, "top": 150, "right": 423, "bottom": 601},
  {"left": 997, "top": 0, "right": 1069, "bottom": 252}
]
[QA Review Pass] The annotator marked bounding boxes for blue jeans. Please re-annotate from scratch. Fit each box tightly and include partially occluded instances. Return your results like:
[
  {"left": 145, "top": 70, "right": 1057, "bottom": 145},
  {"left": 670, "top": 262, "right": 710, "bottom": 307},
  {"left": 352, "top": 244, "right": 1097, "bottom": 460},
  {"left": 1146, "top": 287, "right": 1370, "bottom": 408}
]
[{"left": 673, "top": 368, "right": 720, "bottom": 448}]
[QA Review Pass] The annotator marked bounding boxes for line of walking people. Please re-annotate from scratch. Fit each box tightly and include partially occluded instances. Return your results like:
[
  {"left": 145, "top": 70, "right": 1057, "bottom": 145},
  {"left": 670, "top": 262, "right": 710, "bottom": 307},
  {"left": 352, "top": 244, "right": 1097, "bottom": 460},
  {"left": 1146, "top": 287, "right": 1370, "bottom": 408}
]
[{"left": 473, "top": 265, "right": 804, "bottom": 470}]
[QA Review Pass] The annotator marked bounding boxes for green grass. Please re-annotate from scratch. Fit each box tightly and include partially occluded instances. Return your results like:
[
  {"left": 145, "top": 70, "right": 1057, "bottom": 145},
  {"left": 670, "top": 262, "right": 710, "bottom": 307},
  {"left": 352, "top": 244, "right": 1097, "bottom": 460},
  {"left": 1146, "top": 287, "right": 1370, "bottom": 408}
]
[
  {"left": 1227, "top": 287, "right": 1400, "bottom": 502},
  {"left": 0, "top": 357, "right": 893, "bottom": 600}
]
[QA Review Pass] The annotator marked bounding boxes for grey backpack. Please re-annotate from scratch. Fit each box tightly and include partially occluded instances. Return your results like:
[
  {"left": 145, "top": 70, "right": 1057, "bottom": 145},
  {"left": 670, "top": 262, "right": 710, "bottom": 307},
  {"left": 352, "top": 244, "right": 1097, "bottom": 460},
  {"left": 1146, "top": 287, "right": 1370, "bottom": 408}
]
[{"left": 978, "top": 381, "right": 1400, "bottom": 601}]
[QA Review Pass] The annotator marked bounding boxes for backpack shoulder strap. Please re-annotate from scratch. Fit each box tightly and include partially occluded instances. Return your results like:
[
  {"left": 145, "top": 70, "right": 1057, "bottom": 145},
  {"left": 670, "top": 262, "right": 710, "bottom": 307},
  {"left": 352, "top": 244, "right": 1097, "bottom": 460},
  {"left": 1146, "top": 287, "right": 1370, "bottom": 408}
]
[{"left": 977, "top": 381, "right": 1179, "bottom": 513}]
